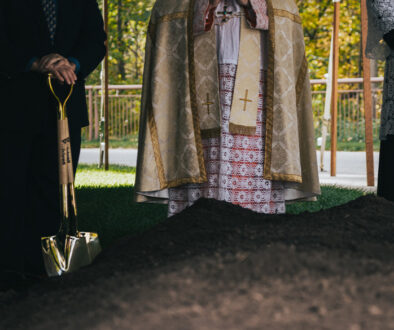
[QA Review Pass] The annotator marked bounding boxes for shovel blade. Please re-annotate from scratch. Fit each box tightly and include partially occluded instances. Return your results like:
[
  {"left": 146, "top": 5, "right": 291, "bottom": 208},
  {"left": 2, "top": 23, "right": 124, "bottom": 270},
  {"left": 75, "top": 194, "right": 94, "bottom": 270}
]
[
  {"left": 79, "top": 232, "right": 102, "bottom": 261},
  {"left": 41, "top": 234, "right": 91, "bottom": 277},
  {"left": 41, "top": 232, "right": 102, "bottom": 277}
]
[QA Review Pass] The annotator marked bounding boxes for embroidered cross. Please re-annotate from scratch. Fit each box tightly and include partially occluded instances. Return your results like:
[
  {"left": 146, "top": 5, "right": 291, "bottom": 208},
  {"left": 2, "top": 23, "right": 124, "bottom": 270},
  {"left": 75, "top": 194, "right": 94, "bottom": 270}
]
[
  {"left": 240, "top": 89, "right": 253, "bottom": 111},
  {"left": 203, "top": 93, "right": 214, "bottom": 115},
  {"left": 217, "top": 3, "right": 233, "bottom": 23}
]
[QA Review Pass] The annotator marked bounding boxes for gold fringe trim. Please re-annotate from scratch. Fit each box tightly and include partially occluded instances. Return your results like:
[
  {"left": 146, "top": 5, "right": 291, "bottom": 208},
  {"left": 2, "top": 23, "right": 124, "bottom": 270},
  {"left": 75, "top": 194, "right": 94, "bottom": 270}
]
[
  {"left": 263, "top": 0, "right": 275, "bottom": 181},
  {"left": 149, "top": 12, "right": 188, "bottom": 41},
  {"left": 273, "top": 9, "right": 302, "bottom": 24},
  {"left": 271, "top": 173, "right": 302, "bottom": 183},
  {"left": 166, "top": 176, "right": 209, "bottom": 189},
  {"left": 201, "top": 128, "right": 221, "bottom": 139},
  {"left": 148, "top": 106, "right": 167, "bottom": 189},
  {"left": 229, "top": 123, "right": 257, "bottom": 136},
  {"left": 151, "top": 11, "right": 188, "bottom": 26},
  {"left": 187, "top": 0, "right": 208, "bottom": 182}
]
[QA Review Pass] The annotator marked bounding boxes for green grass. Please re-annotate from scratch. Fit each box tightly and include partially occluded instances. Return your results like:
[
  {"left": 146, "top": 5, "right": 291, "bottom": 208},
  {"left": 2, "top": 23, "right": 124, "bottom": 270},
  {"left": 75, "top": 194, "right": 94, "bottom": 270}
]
[
  {"left": 286, "top": 187, "right": 367, "bottom": 214},
  {"left": 75, "top": 165, "right": 369, "bottom": 248},
  {"left": 75, "top": 165, "right": 166, "bottom": 248}
]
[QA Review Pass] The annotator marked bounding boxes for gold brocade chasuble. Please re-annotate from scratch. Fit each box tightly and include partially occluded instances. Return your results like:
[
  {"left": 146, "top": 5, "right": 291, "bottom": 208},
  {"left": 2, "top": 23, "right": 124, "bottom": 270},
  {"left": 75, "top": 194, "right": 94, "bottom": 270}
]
[
  {"left": 196, "top": 13, "right": 261, "bottom": 137},
  {"left": 135, "top": 0, "right": 321, "bottom": 204}
]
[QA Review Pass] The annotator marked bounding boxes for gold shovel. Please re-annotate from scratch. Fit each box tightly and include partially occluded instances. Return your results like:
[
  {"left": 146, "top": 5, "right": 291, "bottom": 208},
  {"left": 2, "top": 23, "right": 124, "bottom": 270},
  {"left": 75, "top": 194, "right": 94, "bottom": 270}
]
[{"left": 41, "top": 74, "right": 102, "bottom": 277}]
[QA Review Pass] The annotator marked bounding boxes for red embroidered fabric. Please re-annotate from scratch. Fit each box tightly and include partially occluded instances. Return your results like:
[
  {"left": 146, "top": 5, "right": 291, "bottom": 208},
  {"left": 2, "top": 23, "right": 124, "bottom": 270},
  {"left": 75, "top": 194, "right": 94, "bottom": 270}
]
[
  {"left": 249, "top": 0, "right": 269, "bottom": 30},
  {"left": 194, "top": 0, "right": 268, "bottom": 34},
  {"left": 168, "top": 64, "right": 285, "bottom": 217}
]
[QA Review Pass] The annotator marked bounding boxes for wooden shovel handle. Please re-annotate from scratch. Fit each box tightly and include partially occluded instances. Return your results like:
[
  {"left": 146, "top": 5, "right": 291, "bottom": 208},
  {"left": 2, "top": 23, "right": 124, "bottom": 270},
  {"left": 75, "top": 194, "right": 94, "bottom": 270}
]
[{"left": 58, "top": 119, "right": 74, "bottom": 185}]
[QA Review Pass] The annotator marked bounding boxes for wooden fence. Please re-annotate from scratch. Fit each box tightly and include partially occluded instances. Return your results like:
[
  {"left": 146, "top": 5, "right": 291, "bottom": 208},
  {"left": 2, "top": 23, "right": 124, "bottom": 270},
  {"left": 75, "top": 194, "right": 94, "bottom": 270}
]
[
  {"left": 310, "top": 77, "right": 384, "bottom": 145},
  {"left": 82, "top": 85, "right": 142, "bottom": 141},
  {"left": 83, "top": 78, "right": 384, "bottom": 146}
]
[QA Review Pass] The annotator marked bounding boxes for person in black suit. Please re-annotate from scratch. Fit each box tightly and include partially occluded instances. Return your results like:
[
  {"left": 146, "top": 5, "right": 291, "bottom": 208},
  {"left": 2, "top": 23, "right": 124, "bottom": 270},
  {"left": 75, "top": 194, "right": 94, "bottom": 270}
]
[{"left": 0, "top": 0, "right": 106, "bottom": 284}]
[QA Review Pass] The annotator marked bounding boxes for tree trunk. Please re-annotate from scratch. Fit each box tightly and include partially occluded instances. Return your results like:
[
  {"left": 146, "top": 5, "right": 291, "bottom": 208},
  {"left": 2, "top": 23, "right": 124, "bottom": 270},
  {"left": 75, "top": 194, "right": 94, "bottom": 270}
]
[
  {"left": 135, "top": 24, "right": 140, "bottom": 81},
  {"left": 117, "top": 0, "right": 126, "bottom": 81}
]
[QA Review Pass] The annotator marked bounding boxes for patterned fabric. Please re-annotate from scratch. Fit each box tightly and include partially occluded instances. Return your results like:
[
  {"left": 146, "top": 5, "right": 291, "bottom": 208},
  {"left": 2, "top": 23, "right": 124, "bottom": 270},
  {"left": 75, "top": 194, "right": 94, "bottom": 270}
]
[
  {"left": 42, "top": 0, "right": 57, "bottom": 44},
  {"left": 195, "top": 28, "right": 221, "bottom": 135},
  {"left": 368, "top": 0, "right": 394, "bottom": 35},
  {"left": 168, "top": 64, "right": 286, "bottom": 217},
  {"left": 380, "top": 54, "right": 394, "bottom": 140},
  {"left": 249, "top": 0, "right": 269, "bottom": 30},
  {"left": 366, "top": 0, "right": 392, "bottom": 60}
]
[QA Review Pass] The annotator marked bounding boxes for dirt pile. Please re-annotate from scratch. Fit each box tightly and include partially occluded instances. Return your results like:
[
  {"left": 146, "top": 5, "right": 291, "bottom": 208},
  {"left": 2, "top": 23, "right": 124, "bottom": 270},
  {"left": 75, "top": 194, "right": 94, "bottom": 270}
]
[{"left": 1, "top": 195, "right": 394, "bottom": 330}]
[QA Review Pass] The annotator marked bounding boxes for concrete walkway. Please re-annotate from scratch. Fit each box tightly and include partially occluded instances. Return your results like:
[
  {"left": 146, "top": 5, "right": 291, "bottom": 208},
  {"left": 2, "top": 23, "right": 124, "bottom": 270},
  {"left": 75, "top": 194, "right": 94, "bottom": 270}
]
[
  {"left": 79, "top": 149, "right": 379, "bottom": 191},
  {"left": 79, "top": 148, "right": 138, "bottom": 167},
  {"left": 317, "top": 151, "right": 378, "bottom": 192}
]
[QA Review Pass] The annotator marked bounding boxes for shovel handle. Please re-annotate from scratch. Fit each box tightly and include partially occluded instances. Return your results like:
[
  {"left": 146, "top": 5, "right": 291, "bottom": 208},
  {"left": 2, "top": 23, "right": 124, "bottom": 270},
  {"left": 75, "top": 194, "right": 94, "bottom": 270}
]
[{"left": 48, "top": 74, "right": 74, "bottom": 120}]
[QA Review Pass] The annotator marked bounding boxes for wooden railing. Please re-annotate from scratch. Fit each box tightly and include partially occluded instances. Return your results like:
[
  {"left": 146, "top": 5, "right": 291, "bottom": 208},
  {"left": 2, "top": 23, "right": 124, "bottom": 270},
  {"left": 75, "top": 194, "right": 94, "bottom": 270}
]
[
  {"left": 83, "top": 85, "right": 142, "bottom": 141},
  {"left": 310, "top": 77, "right": 384, "bottom": 145},
  {"left": 83, "top": 78, "right": 385, "bottom": 147}
]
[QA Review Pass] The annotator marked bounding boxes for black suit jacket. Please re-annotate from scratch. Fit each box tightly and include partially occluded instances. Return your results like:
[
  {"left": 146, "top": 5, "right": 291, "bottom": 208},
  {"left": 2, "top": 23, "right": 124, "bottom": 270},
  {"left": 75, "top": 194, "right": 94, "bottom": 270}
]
[{"left": 0, "top": 0, "right": 106, "bottom": 129}]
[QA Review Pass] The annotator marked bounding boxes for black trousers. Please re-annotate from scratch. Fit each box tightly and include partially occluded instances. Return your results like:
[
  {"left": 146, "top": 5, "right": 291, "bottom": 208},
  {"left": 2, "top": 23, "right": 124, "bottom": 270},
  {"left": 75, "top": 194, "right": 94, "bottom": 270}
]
[
  {"left": 378, "top": 135, "right": 394, "bottom": 202},
  {"left": 0, "top": 75, "right": 81, "bottom": 274}
]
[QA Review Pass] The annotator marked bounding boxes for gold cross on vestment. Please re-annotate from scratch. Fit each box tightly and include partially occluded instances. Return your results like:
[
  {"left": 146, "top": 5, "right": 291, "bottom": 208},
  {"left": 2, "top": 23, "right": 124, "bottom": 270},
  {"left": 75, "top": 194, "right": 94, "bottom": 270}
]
[
  {"left": 217, "top": 4, "right": 233, "bottom": 23},
  {"left": 240, "top": 89, "right": 253, "bottom": 111},
  {"left": 203, "top": 93, "right": 214, "bottom": 115}
]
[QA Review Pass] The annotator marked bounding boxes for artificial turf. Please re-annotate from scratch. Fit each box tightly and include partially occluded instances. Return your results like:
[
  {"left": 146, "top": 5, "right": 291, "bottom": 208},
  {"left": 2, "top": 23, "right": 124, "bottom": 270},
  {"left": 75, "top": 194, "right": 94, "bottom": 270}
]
[{"left": 75, "top": 165, "right": 369, "bottom": 248}]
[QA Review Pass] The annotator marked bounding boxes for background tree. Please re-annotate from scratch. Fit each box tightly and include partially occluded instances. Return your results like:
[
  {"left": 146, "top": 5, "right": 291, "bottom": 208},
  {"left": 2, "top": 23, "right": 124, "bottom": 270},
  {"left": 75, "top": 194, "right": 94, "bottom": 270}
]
[{"left": 87, "top": 0, "right": 154, "bottom": 85}]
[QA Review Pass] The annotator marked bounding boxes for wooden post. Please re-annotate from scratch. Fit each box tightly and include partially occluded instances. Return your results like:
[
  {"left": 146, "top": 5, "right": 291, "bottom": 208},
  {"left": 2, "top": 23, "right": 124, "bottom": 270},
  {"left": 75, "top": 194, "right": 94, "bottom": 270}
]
[
  {"left": 330, "top": 0, "right": 340, "bottom": 177},
  {"left": 104, "top": 0, "right": 109, "bottom": 171},
  {"left": 94, "top": 90, "right": 99, "bottom": 139},
  {"left": 361, "top": 0, "right": 375, "bottom": 186},
  {"left": 88, "top": 89, "right": 93, "bottom": 141}
]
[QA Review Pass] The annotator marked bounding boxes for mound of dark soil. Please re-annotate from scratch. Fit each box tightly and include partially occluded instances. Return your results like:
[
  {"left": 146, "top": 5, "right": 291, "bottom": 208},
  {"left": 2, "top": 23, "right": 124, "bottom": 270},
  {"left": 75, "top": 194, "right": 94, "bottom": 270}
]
[{"left": 1, "top": 196, "right": 394, "bottom": 330}]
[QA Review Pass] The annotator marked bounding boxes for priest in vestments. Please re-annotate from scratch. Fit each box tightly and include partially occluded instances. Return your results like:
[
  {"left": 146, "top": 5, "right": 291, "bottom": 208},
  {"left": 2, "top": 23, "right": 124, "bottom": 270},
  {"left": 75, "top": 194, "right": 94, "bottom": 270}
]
[{"left": 135, "top": 0, "right": 320, "bottom": 216}]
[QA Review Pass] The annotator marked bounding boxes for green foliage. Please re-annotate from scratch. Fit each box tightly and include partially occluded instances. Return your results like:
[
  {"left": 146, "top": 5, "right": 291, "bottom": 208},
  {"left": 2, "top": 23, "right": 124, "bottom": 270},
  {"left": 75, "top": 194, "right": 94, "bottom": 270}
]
[
  {"left": 287, "top": 186, "right": 367, "bottom": 215},
  {"left": 87, "top": 0, "right": 155, "bottom": 85},
  {"left": 75, "top": 165, "right": 167, "bottom": 247},
  {"left": 298, "top": 0, "right": 384, "bottom": 79}
]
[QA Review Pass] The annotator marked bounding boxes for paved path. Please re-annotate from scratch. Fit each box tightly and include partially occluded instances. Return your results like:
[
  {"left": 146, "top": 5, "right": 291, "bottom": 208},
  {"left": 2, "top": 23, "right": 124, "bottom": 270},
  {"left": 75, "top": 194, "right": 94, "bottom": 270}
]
[
  {"left": 317, "top": 151, "right": 378, "bottom": 192},
  {"left": 79, "top": 149, "right": 379, "bottom": 191},
  {"left": 79, "top": 148, "right": 138, "bottom": 167}
]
